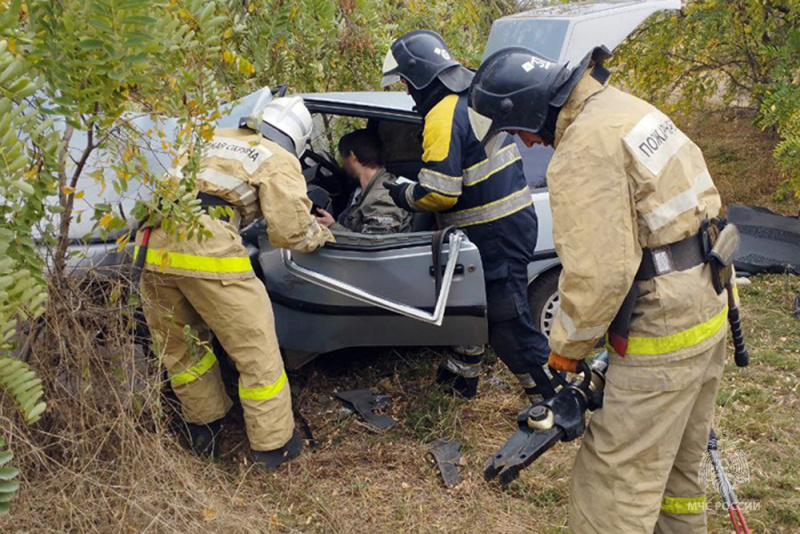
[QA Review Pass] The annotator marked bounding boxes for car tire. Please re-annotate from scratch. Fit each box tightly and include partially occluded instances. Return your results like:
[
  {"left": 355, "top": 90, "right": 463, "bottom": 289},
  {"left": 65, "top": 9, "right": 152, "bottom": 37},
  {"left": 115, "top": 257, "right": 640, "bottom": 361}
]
[{"left": 528, "top": 268, "right": 561, "bottom": 339}]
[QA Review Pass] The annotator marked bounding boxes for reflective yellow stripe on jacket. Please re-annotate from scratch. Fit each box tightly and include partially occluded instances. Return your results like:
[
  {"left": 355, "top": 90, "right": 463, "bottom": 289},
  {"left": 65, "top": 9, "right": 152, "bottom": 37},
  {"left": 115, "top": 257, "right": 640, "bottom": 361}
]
[
  {"left": 170, "top": 351, "right": 217, "bottom": 387},
  {"left": 438, "top": 186, "right": 532, "bottom": 228},
  {"left": 607, "top": 306, "right": 728, "bottom": 356},
  {"left": 660, "top": 495, "right": 706, "bottom": 515},
  {"left": 135, "top": 246, "right": 253, "bottom": 275},
  {"left": 239, "top": 370, "right": 288, "bottom": 402}
]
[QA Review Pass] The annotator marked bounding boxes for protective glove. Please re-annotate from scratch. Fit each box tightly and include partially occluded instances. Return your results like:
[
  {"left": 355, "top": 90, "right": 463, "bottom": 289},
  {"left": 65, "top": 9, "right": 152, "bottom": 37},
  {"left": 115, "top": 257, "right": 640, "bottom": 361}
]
[
  {"left": 548, "top": 351, "right": 580, "bottom": 373},
  {"left": 383, "top": 181, "right": 414, "bottom": 212}
]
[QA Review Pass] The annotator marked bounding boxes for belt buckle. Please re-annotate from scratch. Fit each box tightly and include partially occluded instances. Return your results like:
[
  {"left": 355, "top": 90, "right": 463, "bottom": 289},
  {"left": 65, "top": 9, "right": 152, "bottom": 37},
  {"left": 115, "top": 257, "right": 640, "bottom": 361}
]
[{"left": 651, "top": 246, "right": 674, "bottom": 276}]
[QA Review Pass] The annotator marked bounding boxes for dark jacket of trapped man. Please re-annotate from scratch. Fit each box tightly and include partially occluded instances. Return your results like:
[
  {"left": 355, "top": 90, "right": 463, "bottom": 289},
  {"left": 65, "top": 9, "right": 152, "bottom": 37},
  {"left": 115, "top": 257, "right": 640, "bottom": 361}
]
[
  {"left": 381, "top": 30, "right": 554, "bottom": 402},
  {"left": 314, "top": 129, "right": 411, "bottom": 234}
]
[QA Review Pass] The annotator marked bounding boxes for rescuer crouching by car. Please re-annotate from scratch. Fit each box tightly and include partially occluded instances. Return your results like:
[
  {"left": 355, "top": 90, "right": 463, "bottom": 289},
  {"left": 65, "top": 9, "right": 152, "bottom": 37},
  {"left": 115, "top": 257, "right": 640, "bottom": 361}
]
[{"left": 136, "top": 96, "right": 332, "bottom": 470}]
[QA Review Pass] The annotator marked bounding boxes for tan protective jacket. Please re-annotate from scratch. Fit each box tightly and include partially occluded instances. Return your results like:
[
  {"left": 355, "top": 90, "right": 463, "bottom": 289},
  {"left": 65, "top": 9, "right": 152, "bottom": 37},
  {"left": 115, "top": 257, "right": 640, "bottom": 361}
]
[
  {"left": 547, "top": 73, "right": 727, "bottom": 362},
  {"left": 138, "top": 128, "right": 332, "bottom": 280}
]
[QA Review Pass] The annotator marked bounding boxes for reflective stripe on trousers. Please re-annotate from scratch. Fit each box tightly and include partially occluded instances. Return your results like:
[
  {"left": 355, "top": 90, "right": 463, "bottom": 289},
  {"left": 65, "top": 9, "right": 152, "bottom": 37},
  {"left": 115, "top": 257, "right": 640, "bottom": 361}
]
[
  {"left": 239, "top": 370, "right": 288, "bottom": 401},
  {"left": 135, "top": 246, "right": 253, "bottom": 275},
  {"left": 438, "top": 186, "right": 532, "bottom": 228},
  {"left": 660, "top": 495, "right": 706, "bottom": 515},
  {"left": 170, "top": 351, "right": 217, "bottom": 387}
]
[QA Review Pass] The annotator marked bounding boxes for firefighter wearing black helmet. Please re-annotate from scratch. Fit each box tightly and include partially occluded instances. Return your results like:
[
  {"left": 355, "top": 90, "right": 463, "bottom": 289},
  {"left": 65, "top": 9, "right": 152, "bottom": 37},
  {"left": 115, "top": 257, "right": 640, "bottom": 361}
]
[
  {"left": 381, "top": 30, "right": 555, "bottom": 403},
  {"left": 469, "top": 47, "right": 731, "bottom": 533}
]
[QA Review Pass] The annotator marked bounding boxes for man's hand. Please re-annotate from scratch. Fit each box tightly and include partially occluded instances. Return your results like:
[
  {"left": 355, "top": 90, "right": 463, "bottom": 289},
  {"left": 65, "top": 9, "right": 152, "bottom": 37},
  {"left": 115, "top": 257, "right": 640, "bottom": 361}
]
[
  {"left": 383, "top": 181, "right": 414, "bottom": 211},
  {"left": 314, "top": 208, "right": 335, "bottom": 227},
  {"left": 548, "top": 351, "right": 580, "bottom": 373}
]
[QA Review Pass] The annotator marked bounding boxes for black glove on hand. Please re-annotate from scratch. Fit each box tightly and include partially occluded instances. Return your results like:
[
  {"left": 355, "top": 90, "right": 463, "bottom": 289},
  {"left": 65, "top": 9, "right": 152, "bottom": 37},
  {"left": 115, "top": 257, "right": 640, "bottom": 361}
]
[{"left": 383, "top": 181, "right": 414, "bottom": 212}]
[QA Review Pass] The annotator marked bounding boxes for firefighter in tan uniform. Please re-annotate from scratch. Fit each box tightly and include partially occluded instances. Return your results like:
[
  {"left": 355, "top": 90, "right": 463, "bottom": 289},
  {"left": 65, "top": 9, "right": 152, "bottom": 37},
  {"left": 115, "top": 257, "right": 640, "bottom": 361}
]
[
  {"left": 469, "top": 48, "right": 733, "bottom": 533},
  {"left": 137, "top": 96, "right": 332, "bottom": 469}
]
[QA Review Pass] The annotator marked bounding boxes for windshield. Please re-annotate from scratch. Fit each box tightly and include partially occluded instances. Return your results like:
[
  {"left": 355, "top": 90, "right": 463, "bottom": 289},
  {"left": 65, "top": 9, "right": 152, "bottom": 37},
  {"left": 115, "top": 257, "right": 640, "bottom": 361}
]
[{"left": 483, "top": 19, "right": 569, "bottom": 61}]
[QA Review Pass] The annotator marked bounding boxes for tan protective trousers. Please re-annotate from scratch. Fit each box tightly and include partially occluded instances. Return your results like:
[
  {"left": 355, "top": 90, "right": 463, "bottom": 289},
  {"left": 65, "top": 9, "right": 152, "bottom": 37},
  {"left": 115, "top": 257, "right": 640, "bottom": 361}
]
[
  {"left": 140, "top": 271, "right": 294, "bottom": 451},
  {"left": 569, "top": 336, "right": 727, "bottom": 533}
]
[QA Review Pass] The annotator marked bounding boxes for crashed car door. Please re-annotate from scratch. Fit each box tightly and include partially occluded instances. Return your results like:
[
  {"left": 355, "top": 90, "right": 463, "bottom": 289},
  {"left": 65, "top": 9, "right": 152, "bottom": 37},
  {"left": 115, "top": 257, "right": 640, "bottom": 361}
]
[{"left": 258, "top": 231, "right": 487, "bottom": 369}]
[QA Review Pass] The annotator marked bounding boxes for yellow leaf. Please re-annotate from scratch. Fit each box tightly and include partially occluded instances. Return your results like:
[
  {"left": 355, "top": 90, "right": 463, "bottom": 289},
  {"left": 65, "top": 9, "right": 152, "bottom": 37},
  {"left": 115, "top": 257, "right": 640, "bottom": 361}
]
[
  {"left": 7, "top": 37, "right": 16, "bottom": 53},
  {"left": 99, "top": 213, "right": 112, "bottom": 227},
  {"left": 222, "top": 50, "right": 234, "bottom": 65},
  {"left": 248, "top": 3, "right": 255, "bottom": 13},
  {"left": 269, "top": 513, "right": 280, "bottom": 530},
  {"left": 75, "top": 190, "right": 85, "bottom": 199},
  {"left": 61, "top": 185, "right": 76, "bottom": 195},
  {"left": 223, "top": 28, "right": 233, "bottom": 39},
  {"left": 202, "top": 508, "right": 218, "bottom": 522}
]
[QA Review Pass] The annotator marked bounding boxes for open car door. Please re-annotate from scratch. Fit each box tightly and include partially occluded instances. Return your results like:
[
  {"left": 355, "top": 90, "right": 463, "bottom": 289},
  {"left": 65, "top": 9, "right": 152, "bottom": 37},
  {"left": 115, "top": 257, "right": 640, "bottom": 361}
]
[{"left": 258, "top": 230, "right": 487, "bottom": 369}]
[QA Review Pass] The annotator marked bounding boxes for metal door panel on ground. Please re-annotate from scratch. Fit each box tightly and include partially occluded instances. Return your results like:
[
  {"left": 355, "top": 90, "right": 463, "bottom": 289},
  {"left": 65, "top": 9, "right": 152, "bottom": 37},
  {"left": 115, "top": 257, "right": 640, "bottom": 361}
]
[{"left": 259, "top": 232, "right": 487, "bottom": 368}]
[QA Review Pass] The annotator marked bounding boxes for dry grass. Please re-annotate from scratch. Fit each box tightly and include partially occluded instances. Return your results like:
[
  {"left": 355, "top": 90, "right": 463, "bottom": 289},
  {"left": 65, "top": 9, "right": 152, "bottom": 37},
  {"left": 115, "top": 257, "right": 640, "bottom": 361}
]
[
  {"left": 2, "top": 274, "right": 797, "bottom": 534},
  {"left": 1, "top": 112, "right": 798, "bottom": 533},
  {"left": 679, "top": 109, "right": 797, "bottom": 215}
]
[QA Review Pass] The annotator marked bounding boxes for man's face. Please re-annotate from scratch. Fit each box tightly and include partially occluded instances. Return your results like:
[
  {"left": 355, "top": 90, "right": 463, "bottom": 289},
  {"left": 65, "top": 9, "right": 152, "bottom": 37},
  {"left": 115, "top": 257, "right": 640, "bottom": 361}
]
[
  {"left": 339, "top": 151, "right": 359, "bottom": 180},
  {"left": 511, "top": 130, "right": 548, "bottom": 148}
]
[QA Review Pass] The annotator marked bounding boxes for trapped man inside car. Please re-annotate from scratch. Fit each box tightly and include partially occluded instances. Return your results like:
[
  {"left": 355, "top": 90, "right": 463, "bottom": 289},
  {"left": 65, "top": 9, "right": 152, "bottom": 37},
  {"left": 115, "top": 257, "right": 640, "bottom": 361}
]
[{"left": 314, "top": 129, "right": 412, "bottom": 234}]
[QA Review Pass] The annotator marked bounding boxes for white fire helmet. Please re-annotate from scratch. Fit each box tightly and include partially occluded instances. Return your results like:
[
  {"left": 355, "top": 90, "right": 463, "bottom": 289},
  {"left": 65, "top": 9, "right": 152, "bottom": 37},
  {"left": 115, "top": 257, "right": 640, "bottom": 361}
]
[{"left": 260, "top": 96, "right": 313, "bottom": 158}]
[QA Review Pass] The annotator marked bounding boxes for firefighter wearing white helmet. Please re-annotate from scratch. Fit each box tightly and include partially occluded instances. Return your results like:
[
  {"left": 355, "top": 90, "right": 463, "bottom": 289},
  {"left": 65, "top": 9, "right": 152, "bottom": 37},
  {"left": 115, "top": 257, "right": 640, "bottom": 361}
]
[{"left": 136, "top": 94, "right": 332, "bottom": 469}]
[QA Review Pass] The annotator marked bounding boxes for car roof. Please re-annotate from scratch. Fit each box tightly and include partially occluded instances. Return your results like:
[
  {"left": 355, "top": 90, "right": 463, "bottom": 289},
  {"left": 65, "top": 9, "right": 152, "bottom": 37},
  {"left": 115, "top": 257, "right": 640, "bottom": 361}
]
[
  {"left": 301, "top": 91, "right": 421, "bottom": 123},
  {"left": 507, "top": 0, "right": 675, "bottom": 20},
  {"left": 484, "top": 0, "right": 680, "bottom": 64}
]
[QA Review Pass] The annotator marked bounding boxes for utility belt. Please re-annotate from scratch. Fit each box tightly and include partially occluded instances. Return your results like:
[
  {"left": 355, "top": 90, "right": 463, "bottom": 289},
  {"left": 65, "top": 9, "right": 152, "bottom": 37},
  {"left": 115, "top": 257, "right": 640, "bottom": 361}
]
[{"left": 608, "top": 218, "right": 740, "bottom": 357}]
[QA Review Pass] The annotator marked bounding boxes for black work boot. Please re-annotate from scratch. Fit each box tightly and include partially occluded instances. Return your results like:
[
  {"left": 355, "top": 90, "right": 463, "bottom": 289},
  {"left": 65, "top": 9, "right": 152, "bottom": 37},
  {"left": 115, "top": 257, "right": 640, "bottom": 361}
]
[
  {"left": 251, "top": 429, "right": 304, "bottom": 471},
  {"left": 436, "top": 367, "right": 479, "bottom": 399},
  {"left": 187, "top": 419, "right": 222, "bottom": 459},
  {"left": 436, "top": 346, "right": 485, "bottom": 399}
]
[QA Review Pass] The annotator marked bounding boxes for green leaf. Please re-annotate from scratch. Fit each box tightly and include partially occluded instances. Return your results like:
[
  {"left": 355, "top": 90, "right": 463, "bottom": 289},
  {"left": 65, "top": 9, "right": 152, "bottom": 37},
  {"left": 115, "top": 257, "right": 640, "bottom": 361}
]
[
  {"left": 0, "top": 468, "right": 19, "bottom": 481},
  {"left": 0, "top": 481, "right": 19, "bottom": 493},
  {"left": 78, "top": 39, "right": 105, "bottom": 50}
]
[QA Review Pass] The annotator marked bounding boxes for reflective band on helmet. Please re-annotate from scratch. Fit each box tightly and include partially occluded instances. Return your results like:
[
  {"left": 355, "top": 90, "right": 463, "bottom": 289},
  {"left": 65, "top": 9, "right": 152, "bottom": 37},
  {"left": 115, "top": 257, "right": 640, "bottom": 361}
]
[
  {"left": 239, "top": 370, "right": 288, "bottom": 401},
  {"left": 170, "top": 351, "right": 217, "bottom": 387},
  {"left": 660, "top": 495, "right": 706, "bottom": 515},
  {"left": 625, "top": 306, "right": 728, "bottom": 356},
  {"left": 463, "top": 143, "right": 521, "bottom": 187},
  {"left": 418, "top": 168, "right": 462, "bottom": 195},
  {"left": 644, "top": 170, "right": 714, "bottom": 231},
  {"left": 438, "top": 186, "right": 532, "bottom": 228},
  {"left": 135, "top": 247, "right": 253, "bottom": 274}
]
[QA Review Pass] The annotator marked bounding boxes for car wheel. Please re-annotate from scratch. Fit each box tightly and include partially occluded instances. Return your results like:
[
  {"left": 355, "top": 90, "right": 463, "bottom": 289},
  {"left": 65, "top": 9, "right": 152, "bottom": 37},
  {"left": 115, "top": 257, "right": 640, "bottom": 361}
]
[{"left": 528, "top": 268, "right": 561, "bottom": 338}]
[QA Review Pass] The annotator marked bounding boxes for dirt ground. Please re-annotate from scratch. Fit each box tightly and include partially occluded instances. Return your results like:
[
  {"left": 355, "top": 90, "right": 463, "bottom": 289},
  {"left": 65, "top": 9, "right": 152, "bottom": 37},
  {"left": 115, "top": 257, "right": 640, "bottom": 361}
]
[{"left": 1, "top": 112, "right": 798, "bottom": 533}]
